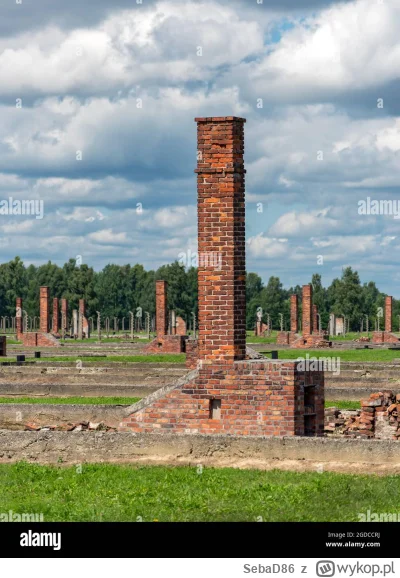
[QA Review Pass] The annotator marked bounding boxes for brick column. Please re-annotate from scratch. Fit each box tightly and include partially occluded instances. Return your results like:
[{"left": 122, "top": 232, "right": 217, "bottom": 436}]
[
  {"left": 53, "top": 298, "right": 59, "bottom": 334},
  {"left": 40, "top": 287, "right": 50, "bottom": 333},
  {"left": 290, "top": 295, "right": 298, "bottom": 333},
  {"left": 61, "top": 299, "right": 68, "bottom": 331},
  {"left": 16, "top": 297, "right": 23, "bottom": 337},
  {"left": 195, "top": 116, "right": 246, "bottom": 363},
  {"left": 302, "top": 285, "right": 313, "bottom": 338},
  {"left": 385, "top": 296, "right": 392, "bottom": 333},
  {"left": 156, "top": 280, "right": 168, "bottom": 339},
  {"left": 313, "top": 304, "right": 318, "bottom": 334}
]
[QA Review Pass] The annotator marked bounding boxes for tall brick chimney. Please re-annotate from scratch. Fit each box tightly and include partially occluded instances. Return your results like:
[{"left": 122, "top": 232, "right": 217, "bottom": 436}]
[
  {"left": 195, "top": 116, "right": 246, "bottom": 363},
  {"left": 53, "top": 298, "right": 59, "bottom": 334},
  {"left": 313, "top": 304, "right": 318, "bottom": 334},
  {"left": 156, "top": 280, "right": 168, "bottom": 339},
  {"left": 61, "top": 299, "right": 68, "bottom": 331},
  {"left": 385, "top": 296, "right": 392, "bottom": 333},
  {"left": 16, "top": 297, "right": 23, "bottom": 337},
  {"left": 302, "top": 285, "right": 313, "bottom": 338},
  {"left": 290, "top": 295, "right": 298, "bottom": 333},
  {"left": 40, "top": 287, "right": 50, "bottom": 333}
]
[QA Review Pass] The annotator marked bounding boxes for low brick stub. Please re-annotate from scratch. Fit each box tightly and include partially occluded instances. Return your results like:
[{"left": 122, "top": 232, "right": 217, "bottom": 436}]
[
  {"left": 144, "top": 335, "right": 187, "bottom": 354},
  {"left": 276, "top": 331, "right": 298, "bottom": 345},
  {"left": 372, "top": 331, "right": 400, "bottom": 344},
  {"left": 20, "top": 332, "right": 60, "bottom": 347},
  {"left": 120, "top": 360, "right": 324, "bottom": 437}
]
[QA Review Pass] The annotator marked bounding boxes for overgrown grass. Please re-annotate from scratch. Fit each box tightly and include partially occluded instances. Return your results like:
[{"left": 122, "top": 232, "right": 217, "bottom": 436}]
[
  {"left": 325, "top": 400, "right": 360, "bottom": 410},
  {"left": 0, "top": 397, "right": 140, "bottom": 405},
  {"left": 266, "top": 349, "right": 400, "bottom": 362},
  {"left": 1, "top": 462, "right": 400, "bottom": 521}
]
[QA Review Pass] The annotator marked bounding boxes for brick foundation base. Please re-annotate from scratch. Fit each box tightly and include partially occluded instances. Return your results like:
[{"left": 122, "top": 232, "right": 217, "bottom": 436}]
[
  {"left": 276, "top": 331, "right": 299, "bottom": 345},
  {"left": 19, "top": 333, "right": 60, "bottom": 347},
  {"left": 120, "top": 360, "right": 324, "bottom": 436},
  {"left": 144, "top": 335, "right": 187, "bottom": 354},
  {"left": 372, "top": 331, "right": 400, "bottom": 344},
  {"left": 291, "top": 333, "right": 332, "bottom": 349}
]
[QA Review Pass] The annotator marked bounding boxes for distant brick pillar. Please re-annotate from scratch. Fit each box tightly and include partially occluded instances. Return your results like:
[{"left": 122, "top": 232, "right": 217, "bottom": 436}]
[
  {"left": 61, "top": 299, "right": 68, "bottom": 331},
  {"left": 79, "top": 299, "right": 90, "bottom": 338},
  {"left": 16, "top": 297, "right": 23, "bottom": 337},
  {"left": 290, "top": 295, "right": 298, "bottom": 333},
  {"left": 195, "top": 116, "right": 246, "bottom": 363},
  {"left": 302, "top": 285, "right": 313, "bottom": 338},
  {"left": 40, "top": 287, "right": 50, "bottom": 333},
  {"left": 385, "top": 296, "right": 392, "bottom": 333},
  {"left": 156, "top": 280, "right": 168, "bottom": 339},
  {"left": 52, "top": 298, "right": 59, "bottom": 334},
  {"left": 313, "top": 304, "right": 318, "bottom": 334}
]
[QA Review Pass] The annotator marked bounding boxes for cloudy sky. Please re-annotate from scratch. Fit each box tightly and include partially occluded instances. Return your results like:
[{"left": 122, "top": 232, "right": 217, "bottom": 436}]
[{"left": 1, "top": 0, "right": 400, "bottom": 294}]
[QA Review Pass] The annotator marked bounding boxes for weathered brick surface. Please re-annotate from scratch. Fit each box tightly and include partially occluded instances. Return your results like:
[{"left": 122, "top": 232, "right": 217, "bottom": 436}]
[
  {"left": 372, "top": 331, "right": 400, "bottom": 344},
  {"left": 40, "top": 287, "right": 50, "bottom": 334},
  {"left": 61, "top": 299, "right": 68, "bottom": 332},
  {"left": 120, "top": 360, "right": 324, "bottom": 436},
  {"left": 20, "top": 332, "right": 59, "bottom": 347},
  {"left": 385, "top": 296, "right": 392, "bottom": 333},
  {"left": 79, "top": 299, "right": 90, "bottom": 338},
  {"left": 312, "top": 304, "right": 318, "bottom": 334},
  {"left": 52, "top": 298, "right": 59, "bottom": 335},
  {"left": 121, "top": 116, "right": 325, "bottom": 437},
  {"left": 255, "top": 321, "right": 269, "bottom": 336},
  {"left": 290, "top": 295, "right": 298, "bottom": 333},
  {"left": 176, "top": 316, "right": 187, "bottom": 336},
  {"left": 185, "top": 339, "right": 199, "bottom": 369},
  {"left": 196, "top": 117, "right": 246, "bottom": 364},
  {"left": 16, "top": 297, "right": 23, "bottom": 339},
  {"left": 144, "top": 281, "right": 186, "bottom": 353},
  {"left": 302, "top": 285, "right": 312, "bottom": 338},
  {"left": 145, "top": 335, "right": 186, "bottom": 354},
  {"left": 276, "top": 331, "right": 297, "bottom": 345},
  {"left": 156, "top": 280, "right": 168, "bottom": 339}
]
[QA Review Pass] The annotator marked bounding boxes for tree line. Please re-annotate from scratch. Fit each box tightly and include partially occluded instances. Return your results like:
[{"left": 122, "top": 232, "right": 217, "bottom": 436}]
[{"left": 0, "top": 257, "right": 396, "bottom": 332}]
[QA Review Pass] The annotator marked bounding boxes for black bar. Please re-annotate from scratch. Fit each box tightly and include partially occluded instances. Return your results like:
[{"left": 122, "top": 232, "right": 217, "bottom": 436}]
[{"left": 0, "top": 522, "right": 396, "bottom": 558}]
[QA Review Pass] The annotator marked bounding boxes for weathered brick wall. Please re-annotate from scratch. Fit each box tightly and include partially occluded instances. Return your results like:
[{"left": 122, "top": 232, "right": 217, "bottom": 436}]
[
  {"left": 20, "top": 332, "right": 59, "bottom": 347},
  {"left": 255, "top": 321, "right": 269, "bottom": 336},
  {"left": 79, "top": 299, "right": 90, "bottom": 338},
  {"left": 290, "top": 295, "right": 298, "bottom": 333},
  {"left": 302, "top": 285, "right": 312, "bottom": 338},
  {"left": 52, "top": 298, "right": 59, "bottom": 334},
  {"left": 196, "top": 116, "right": 246, "bottom": 364},
  {"left": 185, "top": 339, "right": 199, "bottom": 369},
  {"left": 144, "top": 335, "right": 186, "bottom": 354},
  {"left": 120, "top": 360, "right": 324, "bottom": 436},
  {"left": 61, "top": 299, "right": 68, "bottom": 331},
  {"left": 176, "top": 316, "right": 187, "bottom": 336},
  {"left": 372, "top": 331, "right": 400, "bottom": 344},
  {"left": 16, "top": 297, "right": 23, "bottom": 338},
  {"left": 312, "top": 304, "right": 318, "bottom": 334},
  {"left": 40, "top": 287, "right": 50, "bottom": 333},
  {"left": 156, "top": 281, "right": 168, "bottom": 339},
  {"left": 385, "top": 296, "right": 392, "bottom": 333}
]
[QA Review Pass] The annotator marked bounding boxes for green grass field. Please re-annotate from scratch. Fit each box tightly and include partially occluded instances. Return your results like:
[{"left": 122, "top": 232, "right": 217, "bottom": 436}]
[
  {"left": 265, "top": 349, "right": 400, "bottom": 362},
  {"left": 0, "top": 354, "right": 186, "bottom": 364},
  {"left": 0, "top": 397, "right": 140, "bottom": 405},
  {"left": 325, "top": 400, "right": 360, "bottom": 410},
  {"left": 1, "top": 462, "right": 399, "bottom": 521}
]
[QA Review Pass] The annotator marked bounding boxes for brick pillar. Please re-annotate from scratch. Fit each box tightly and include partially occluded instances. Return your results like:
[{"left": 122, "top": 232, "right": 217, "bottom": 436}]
[
  {"left": 40, "top": 287, "right": 50, "bottom": 333},
  {"left": 16, "top": 297, "right": 23, "bottom": 337},
  {"left": 61, "top": 299, "right": 68, "bottom": 331},
  {"left": 53, "top": 298, "right": 59, "bottom": 334},
  {"left": 195, "top": 116, "right": 246, "bottom": 363},
  {"left": 385, "top": 296, "right": 392, "bottom": 333},
  {"left": 156, "top": 280, "right": 168, "bottom": 339},
  {"left": 313, "top": 304, "right": 318, "bottom": 334},
  {"left": 290, "top": 295, "right": 298, "bottom": 333},
  {"left": 302, "top": 285, "right": 313, "bottom": 338}
]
